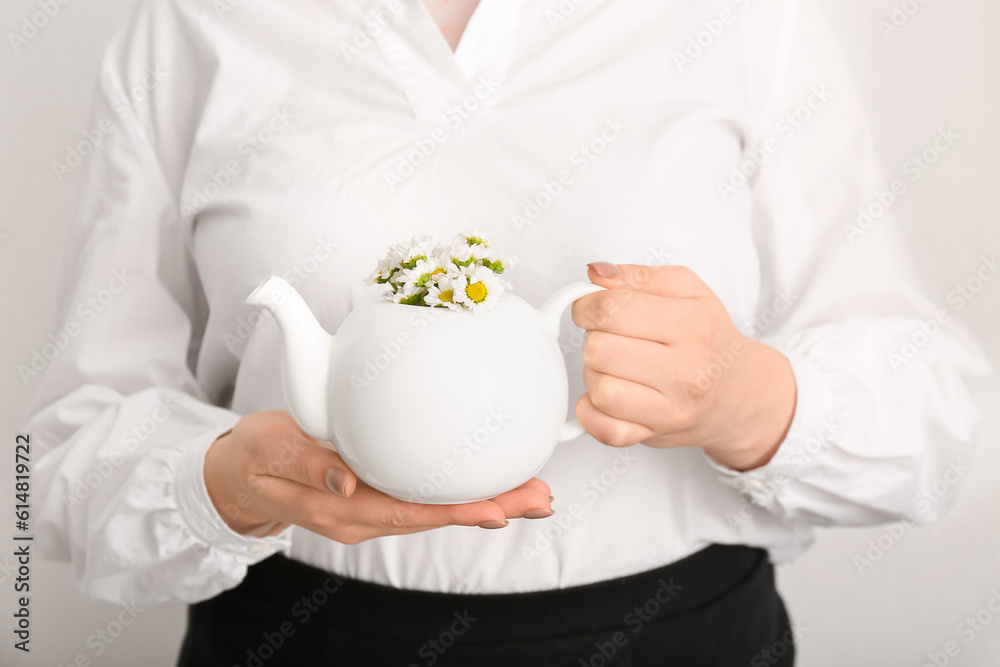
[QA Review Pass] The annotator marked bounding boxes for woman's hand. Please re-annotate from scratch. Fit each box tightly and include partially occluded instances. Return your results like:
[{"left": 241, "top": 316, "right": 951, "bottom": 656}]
[
  {"left": 571, "top": 263, "right": 797, "bottom": 472},
  {"left": 204, "top": 411, "right": 553, "bottom": 543}
]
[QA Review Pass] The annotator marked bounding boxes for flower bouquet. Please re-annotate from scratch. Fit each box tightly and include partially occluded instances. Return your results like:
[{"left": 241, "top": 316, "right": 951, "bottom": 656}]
[{"left": 366, "top": 231, "right": 513, "bottom": 315}]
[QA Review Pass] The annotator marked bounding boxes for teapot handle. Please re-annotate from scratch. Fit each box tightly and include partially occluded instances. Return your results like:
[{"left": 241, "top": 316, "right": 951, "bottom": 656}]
[{"left": 537, "top": 282, "right": 607, "bottom": 442}]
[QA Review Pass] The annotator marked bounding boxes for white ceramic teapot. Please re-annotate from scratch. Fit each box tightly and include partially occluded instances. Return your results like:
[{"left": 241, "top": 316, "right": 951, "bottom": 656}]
[{"left": 246, "top": 276, "right": 603, "bottom": 504}]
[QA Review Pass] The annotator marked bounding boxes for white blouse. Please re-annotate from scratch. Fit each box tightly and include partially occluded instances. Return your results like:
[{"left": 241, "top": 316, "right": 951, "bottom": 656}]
[{"left": 24, "top": 0, "right": 989, "bottom": 605}]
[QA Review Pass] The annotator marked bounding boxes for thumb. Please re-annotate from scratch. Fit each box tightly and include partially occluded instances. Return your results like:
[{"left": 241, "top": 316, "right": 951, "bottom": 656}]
[{"left": 280, "top": 440, "right": 359, "bottom": 498}]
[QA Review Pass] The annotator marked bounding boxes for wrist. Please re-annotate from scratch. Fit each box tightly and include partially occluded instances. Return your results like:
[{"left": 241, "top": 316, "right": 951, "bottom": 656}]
[
  {"left": 204, "top": 429, "right": 284, "bottom": 536},
  {"left": 706, "top": 340, "right": 797, "bottom": 471}
]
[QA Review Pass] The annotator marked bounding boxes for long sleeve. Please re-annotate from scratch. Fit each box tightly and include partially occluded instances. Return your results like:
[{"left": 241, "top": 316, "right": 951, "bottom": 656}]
[
  {"left": 706, "top": 0, "right": 992, "bottom": 531},
  {"left": 22, "top": 2, "right": 291, "bottom": 605}
]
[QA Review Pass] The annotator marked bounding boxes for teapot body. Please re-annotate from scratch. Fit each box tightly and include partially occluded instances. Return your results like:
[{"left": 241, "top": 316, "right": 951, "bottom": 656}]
[{"left": 327, "top": 295, "right": 567, "bottom": 503}]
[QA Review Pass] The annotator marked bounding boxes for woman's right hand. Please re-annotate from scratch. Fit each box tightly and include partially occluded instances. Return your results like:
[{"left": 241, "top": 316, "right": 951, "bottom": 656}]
[{"left": 204, "top": 411, "right": 554, "bottom": 543}]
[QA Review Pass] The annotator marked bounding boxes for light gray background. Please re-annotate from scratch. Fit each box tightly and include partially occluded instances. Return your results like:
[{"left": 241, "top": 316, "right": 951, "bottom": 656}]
[{"left": 1, "top": 1, "right": 997, "bottom": 665}]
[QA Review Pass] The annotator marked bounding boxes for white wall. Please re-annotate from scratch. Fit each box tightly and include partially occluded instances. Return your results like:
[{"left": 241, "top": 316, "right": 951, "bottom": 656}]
[
  {"left": 0, "top": 1, "right": 996, "bottom": 665},
  {"left": 774, "top": 2, "right": 1000, "bottom": 665}
]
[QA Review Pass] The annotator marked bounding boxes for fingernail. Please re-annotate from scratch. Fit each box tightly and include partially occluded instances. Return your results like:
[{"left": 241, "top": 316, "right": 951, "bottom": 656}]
[
  {"left": 478, "top": 520, "right": 509, "bottom": 530},
  {"left": 588, "top": 262, "right": 621, "bottom": 278},
  {"left": 522, "top": 508, "right": 554, "bottom": 519},
  {"left": 325, "top": 468, "right": 350, "bottom": 497}
]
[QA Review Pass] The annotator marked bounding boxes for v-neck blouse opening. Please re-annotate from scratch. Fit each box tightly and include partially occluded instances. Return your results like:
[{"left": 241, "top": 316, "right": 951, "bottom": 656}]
[{"left": 355, "top": 0, "right": 524, "bottom": 125}]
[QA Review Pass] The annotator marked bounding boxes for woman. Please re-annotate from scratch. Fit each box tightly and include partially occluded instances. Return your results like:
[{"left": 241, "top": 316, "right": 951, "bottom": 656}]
[{"left": 26, "top": 0, "right": 988, "bottom": 664}]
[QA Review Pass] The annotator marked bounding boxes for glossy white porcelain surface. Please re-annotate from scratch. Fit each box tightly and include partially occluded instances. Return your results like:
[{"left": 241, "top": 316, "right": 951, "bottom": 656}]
[{"left": 247, "top": 276, "right": 602, "bottom": 503}]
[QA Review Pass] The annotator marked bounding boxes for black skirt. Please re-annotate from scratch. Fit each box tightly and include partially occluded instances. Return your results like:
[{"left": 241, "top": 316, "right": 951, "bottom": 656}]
[{"left": 177, "top": 543, "right": 795, "bottom": 666}]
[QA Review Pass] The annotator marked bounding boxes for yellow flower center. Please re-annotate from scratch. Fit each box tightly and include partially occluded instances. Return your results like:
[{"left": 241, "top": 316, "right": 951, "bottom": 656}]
[
  {"left": 465, "top": 282, "right": 488, "bottom": 303},
  {"left": 439, "top": 289, "right": 454, "bottom": 303},
  {"left": 431, "top": 267, "right": 446, "bottom": 275}
]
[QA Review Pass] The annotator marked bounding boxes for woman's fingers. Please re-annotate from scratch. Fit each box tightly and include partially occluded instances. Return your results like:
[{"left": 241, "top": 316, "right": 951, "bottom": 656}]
[
  {"left": 489, "top": 480, "right": 554, "bottom": 519},
  {"left": 252, "top": 436, "right": 358, "bottom": 498},
  {"left": 571, "top": 290, "right": 667, "bottom": 343},
  {"left": 571, "top": 290, "right": 705, "bottom": 344},
  {"left": 256, "top": 475, "right": 555, "bottom": 545},
  {"left": 364, "top": 478, "right": 553, "bottom": 533},
  {"left": 245, "top": 475, "right": 369, "bottom": 541},
  {"left": 367, "top": 482, "right": 554, "bottom": 529},
  {"left": 582, "top": 329, "right": 670, "bottom": 390},
  {"left": 575, "top": 391, "right": 654, "bottom": 448},
  {"left": 511, "top": 476, "right": 552, "bottom": 499},
  {"left": 365, "top": 484, "right": 510, "bottom": 531},
  {"left": 582, "top": 366, "right": 669, "bottom": 428}
]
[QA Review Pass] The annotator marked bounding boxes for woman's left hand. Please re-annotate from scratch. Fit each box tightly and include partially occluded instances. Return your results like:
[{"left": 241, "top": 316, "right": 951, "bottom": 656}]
[{"left": 571, "top": 262, "right": 798, "bottom": 472}]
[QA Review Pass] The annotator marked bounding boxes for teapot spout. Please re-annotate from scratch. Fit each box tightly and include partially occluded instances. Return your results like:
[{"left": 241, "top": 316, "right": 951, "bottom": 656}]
[{"left": 246, "top": 276, "right": 333, "bottom": 440}]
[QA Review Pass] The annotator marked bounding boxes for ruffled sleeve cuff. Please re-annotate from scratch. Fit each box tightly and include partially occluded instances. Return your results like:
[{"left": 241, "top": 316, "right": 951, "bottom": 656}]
[
  {"left": 703, "top": 343, "right": 838, "bottom": 511},
  {"left": 173, "top": 424, "right": 294, "bottom": 558}
]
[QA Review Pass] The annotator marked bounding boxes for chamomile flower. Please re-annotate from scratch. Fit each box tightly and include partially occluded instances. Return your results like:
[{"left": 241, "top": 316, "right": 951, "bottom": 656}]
[
  {"left": 452, "top": 265, "right": 505, "bottom": 316},
  {"left": 447, "top": 238, "right": 490, "bottom": 268},
  {"left": 398, "top": 257, "right": 444, "bottom": 289},
  {"left": 367, "top": 254, "right": 400, "bottom": 285},
  {"left": 368, "top": 232, "right": 514, "bottom": 311},
  {"left": 457, "top": 229, "right": 492, "bottom": 248},
  {"left": 424, "top": 274, "right": 462, "bottom": 311},
  {"left": 434, "top": 259, "right": 461, "bottom": 278},
  {"left": 478, "top": 247, "right": 507, "bottom": 274},
  {"left": 398, "top": 234, "right": 437, "bottom": 269},
  {"left": 431, "top": 246, "right": 459, "bottom": 269},
  {"left": 382, "top": 241, "right": 406, "bottom": 261},
  {"left": 391, "top": 281, "right": 427, "bottom": 306},
  {"left": 445, "top": 241, "right": 474, "bottom": 267}
]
